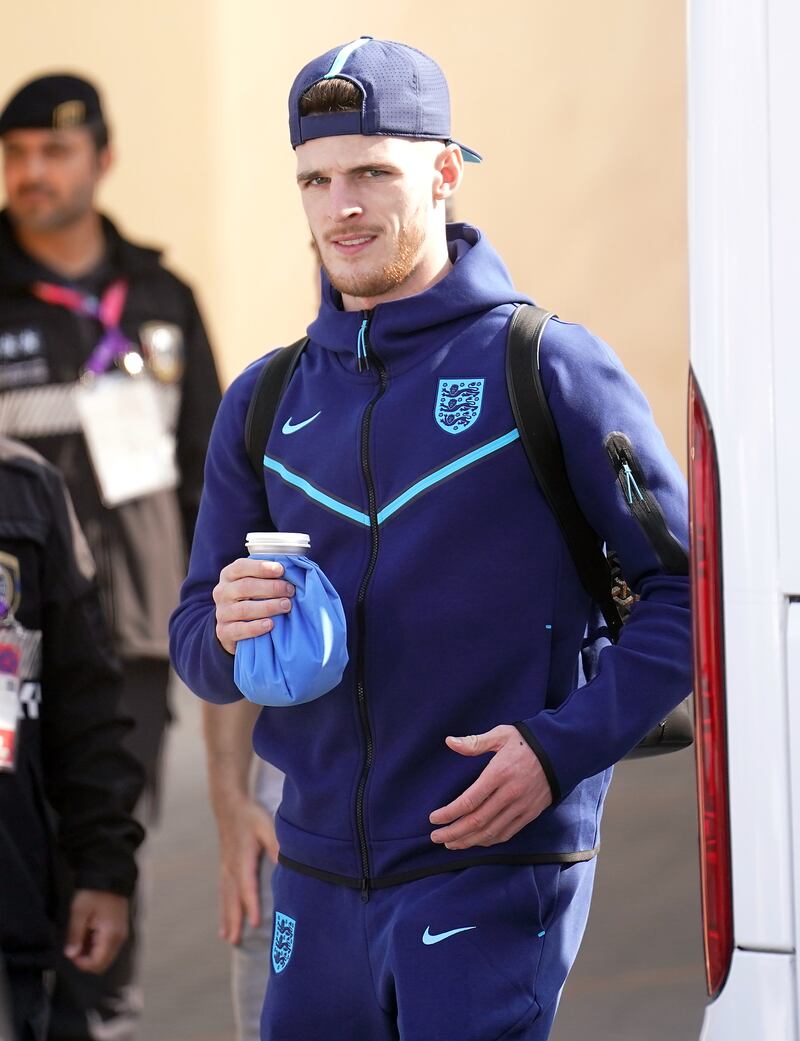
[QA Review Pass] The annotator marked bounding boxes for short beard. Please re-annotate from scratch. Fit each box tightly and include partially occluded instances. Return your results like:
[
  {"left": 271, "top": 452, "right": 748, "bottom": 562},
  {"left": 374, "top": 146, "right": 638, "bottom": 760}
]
[
  {"left": 315, "top": 220, "right": 426, "bottom": 300},
  {"left": 9, "top": 185, "right": 94, "bottom": 235}
]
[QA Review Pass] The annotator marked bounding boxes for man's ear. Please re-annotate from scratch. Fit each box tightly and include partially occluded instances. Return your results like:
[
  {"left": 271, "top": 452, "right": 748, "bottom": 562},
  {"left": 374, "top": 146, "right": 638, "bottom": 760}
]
[
  {"left": 97, "top": 145, "right": 113, "bottom": 179},
  {"left": 433, "top": 144, "right": 464, "bottom": 201}
]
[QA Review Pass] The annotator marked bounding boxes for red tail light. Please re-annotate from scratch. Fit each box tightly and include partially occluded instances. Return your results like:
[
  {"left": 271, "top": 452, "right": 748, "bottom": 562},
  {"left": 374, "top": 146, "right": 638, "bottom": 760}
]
[{"left": 689, "top": 369, "right": 733, "bottom": 997}]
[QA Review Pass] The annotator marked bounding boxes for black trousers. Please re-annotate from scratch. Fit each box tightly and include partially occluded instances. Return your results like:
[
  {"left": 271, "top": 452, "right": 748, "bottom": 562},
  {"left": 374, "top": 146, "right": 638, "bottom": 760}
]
[
  {"left": 47, "top": 658, "right": 170, "bottom": 1041},
  {"left": 4, "top": 967, "right": 50, "bottom": 1041}
]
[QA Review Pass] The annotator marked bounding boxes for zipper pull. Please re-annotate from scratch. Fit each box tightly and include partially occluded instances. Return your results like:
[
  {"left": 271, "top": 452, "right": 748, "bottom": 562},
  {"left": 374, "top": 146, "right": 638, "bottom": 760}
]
[
  {"left": 361, "top": 876, "right": 370, "bottom": 903},
  {"left": 621, "top": 461, "right": 645, "bottom": 505},
  {"left": 356, "top": 318, "right": 370, "bottom": 373}
]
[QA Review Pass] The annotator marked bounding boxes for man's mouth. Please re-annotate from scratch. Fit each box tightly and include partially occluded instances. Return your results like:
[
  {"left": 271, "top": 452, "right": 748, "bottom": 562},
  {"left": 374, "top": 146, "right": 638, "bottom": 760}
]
[{"left": 329, "top": 233, "right": 377, "bottom": 255}]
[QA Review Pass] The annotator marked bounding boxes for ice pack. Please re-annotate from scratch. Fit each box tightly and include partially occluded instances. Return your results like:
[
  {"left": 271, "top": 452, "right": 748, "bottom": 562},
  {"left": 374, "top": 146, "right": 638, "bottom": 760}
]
[{"left": 233, "top": 533, "right": 348, "bottom": 707}]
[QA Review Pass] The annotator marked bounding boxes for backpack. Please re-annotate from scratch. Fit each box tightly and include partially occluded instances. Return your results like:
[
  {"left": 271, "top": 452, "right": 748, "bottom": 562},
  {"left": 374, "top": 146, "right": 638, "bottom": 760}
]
[{"left": 244, "top": 304, "right": 693, "bottom": 758}]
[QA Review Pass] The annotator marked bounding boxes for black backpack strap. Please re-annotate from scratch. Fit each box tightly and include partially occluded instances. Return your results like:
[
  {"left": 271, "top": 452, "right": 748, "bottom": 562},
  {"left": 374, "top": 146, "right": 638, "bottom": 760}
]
[
  {"left": 244, "top": 337, "right": 309, "bottom": 479},
  {"left": 505, "top": 304, "right": 623, "bottom": 641}
]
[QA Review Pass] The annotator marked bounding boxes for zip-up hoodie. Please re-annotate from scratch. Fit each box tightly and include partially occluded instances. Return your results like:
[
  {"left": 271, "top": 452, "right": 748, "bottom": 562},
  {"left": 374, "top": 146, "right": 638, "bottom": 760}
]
[{"left": 170, "top": 224, "right": 691, "bottom": 889}]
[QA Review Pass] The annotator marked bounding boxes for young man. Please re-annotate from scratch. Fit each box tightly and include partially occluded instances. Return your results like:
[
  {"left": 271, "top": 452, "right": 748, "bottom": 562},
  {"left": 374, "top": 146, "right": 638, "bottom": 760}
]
[
  {"left": 0, "top": 438, "right": 143, "bottom": 1041},
  {"left": 170, "top": 37, "right": 691, "bottom": 1040},
  {"left": 0, "top": 74, "right": 221, "bottom": 1038}
]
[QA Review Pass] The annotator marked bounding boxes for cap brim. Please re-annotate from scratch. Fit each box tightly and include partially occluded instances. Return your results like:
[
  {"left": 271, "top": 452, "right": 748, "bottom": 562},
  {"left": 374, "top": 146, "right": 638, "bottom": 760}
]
[{"left": 452, "top": 139, "right": 482, "bottom": 163}]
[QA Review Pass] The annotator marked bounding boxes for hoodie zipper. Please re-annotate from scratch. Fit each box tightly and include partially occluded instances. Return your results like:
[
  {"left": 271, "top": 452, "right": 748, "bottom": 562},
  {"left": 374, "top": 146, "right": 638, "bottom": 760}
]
[
  {"left": 354, "top": 309, "right": 387, "bottom": 900},
  {"left": 604, "top": 432, "right": 688, "bottom": 575}
]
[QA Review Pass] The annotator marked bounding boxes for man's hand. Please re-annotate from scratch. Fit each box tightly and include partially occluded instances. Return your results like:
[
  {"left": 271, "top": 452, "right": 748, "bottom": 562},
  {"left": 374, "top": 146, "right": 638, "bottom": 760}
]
[
  {"left": 64, "top": 890, "right": 129, "bottom": 974},
  {"left": 213, "top": 558, "right": 295, "bottom": 654},
  {"left": 217, "top": 797, "right": 279, "bottom": 945},
  {"left": 429, "top": 725, "right": 553, "bottom": 849}
]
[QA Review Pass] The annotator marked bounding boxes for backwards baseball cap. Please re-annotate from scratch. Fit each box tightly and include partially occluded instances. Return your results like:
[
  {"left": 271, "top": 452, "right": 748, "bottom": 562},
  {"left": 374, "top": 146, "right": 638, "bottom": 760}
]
[
  {"left": 0, "top": 74, "right": 105, "bottom": 136},
  {"left": 288, "top": 36, "right": 482, "bottom": 163}
]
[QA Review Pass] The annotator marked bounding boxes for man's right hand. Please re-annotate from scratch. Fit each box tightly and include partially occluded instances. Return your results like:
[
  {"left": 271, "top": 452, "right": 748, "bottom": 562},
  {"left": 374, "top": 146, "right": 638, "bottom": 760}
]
[
  {"left": 217, "top": 797, "right": 280, "bottom": 945},
  {"left": 213, "top": 558, "right": 295, "bottom": 654}
]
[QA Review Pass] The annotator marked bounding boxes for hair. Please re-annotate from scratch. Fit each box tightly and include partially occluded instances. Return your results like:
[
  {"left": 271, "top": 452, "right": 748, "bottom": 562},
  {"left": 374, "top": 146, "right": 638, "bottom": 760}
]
[
  {"left": 299, "top": 78, "right": 362, "bottom": 117},
  {"left": 86, "top": 118, "right": 110, "bottom": 153}
]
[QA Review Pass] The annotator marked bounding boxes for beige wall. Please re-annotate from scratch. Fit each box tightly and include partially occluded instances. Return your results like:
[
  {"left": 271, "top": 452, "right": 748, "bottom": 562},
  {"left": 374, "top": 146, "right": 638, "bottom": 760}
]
[{"left": 2, "top": 1, "right": 687, "bottom": 458}]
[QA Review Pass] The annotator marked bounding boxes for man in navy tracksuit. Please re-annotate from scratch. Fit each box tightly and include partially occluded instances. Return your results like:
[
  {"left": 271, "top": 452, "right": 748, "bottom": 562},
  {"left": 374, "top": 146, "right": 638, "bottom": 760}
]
[{"left": 170, "top": 36, "right": 691, "bottom": 1040}]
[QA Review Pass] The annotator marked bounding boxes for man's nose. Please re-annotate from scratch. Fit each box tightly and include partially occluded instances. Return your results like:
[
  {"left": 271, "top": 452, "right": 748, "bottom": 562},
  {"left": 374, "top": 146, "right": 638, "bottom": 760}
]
[
  {"left": 15, "top": 152, "right": 46, "bottom": 180},
  {"left": 328, "top": 181, "right": 362, "bottom": 222}
]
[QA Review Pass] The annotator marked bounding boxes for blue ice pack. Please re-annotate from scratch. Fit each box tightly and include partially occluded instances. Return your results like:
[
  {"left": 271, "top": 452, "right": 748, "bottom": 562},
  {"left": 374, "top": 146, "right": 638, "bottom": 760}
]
[{"left": 234, "top": 553, "right": 348, "bottom": 707}]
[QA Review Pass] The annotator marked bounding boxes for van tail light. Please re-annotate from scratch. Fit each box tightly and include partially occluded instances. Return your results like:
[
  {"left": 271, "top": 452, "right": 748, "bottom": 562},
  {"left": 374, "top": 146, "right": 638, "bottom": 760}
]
[{"left": 689, "top": 369, "right": 733, "bottom": 997}]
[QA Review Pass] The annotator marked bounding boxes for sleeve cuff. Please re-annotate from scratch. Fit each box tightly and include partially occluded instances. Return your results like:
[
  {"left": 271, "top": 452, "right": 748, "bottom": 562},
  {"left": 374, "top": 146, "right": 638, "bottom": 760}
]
[
  {"left": 72, "top": 867, "right": 138, "bottom": 898},
  {"left": 514, "top": 721, "right": 563, "bottom": 804}
]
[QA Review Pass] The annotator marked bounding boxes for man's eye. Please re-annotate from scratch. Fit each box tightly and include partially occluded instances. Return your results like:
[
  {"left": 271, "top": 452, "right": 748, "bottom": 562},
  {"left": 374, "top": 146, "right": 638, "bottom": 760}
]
[
  {"left": 365, "top": 169, "right": 385, "bottom": 178},
  {"left": 306, "top": 177, "right": 329, "bottom": 187}
]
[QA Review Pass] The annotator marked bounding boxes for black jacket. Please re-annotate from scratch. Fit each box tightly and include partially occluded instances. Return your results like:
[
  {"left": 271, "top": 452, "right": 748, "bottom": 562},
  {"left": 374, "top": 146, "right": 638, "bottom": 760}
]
[
  {"left": 0, "top": 438, "right": 144, "bottom": 970},
  {"left": 0, "top": 212, "right": 221, "bottom": 658}
]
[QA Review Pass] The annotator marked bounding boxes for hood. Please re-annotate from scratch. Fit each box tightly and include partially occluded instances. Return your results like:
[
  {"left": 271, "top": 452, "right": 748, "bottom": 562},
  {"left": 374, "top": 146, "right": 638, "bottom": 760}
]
[{"left": 306, "top": 223, "right": 531, "bottom": 372}]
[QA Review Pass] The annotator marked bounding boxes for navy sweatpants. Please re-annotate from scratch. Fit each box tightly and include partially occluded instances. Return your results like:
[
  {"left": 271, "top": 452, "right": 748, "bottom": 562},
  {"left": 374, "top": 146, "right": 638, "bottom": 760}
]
[{"left": 261, "top": 858, "right": 596, "bottom": 1041}]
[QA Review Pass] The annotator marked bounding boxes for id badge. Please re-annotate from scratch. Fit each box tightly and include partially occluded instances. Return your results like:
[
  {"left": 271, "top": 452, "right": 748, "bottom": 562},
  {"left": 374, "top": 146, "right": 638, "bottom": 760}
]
[
  {"left": 0, "top": 627, "right": 23, "bottom": 773},
  {"left": 74, "top": 371, "right": 178, "bottom": 507}
]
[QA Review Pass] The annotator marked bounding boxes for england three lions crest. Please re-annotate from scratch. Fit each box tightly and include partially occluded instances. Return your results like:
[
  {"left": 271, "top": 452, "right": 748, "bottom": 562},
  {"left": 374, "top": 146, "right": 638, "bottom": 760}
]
[
  {"left": 272, "top": 911, "right": 296, "bottom": 974},
  {"left": 435, "top": 379, "right": 484, "bottom": 434}
]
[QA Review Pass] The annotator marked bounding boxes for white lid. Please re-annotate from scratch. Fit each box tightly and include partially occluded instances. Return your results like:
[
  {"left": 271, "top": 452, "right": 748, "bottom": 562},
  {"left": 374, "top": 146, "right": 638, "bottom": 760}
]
[{"left": 245, "top": 532, "right": 310, "bottom": 553}]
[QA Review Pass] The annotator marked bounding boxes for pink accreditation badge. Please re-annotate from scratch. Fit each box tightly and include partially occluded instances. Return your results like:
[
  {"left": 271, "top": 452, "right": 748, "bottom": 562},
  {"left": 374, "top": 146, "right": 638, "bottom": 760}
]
[{"left": 0, "top": 626, "right": 22, "bottom": 772}]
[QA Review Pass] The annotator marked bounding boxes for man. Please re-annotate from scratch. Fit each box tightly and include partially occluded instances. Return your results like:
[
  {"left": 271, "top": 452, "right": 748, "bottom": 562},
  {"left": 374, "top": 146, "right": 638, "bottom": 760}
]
[
  {"left": 170, "top": 36, "right": 691, "bottom": 1040},
  {"left": 0, "top": 74, "right": 221, "bottom": 1038},
  {"left": 0, "top": 438, "right": 144, "bottom": 1040},
  {"left": 203, "top": 701, "right": 283, "bottom": 1041}
]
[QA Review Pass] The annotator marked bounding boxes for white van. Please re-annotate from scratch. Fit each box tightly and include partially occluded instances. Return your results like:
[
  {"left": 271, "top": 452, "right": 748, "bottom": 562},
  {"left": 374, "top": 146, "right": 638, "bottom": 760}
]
[{"left": 688, "top": 0, "right": 800, "bottom": 1036}]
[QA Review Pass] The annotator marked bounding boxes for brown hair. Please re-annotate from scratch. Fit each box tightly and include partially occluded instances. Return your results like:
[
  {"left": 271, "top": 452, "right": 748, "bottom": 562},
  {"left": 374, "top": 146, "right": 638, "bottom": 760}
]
[{"left": 299, "top": 78, "right": 362, "bottom": 117}]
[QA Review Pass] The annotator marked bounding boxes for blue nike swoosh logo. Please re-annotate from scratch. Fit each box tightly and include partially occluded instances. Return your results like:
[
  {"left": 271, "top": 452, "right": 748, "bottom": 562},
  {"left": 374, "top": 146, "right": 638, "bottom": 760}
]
[
  {"left": 422, "top": 925, "right": 477, "bottom": 946},
  {"left": 282, "top": 412, "right": 321, "bottom": 435}
]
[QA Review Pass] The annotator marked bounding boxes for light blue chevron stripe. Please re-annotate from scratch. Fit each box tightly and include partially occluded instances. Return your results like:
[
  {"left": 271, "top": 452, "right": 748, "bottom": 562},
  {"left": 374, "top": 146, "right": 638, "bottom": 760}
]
[
  {"left": 325, "top": 36, "right": 372, "bottom": 78},
  {"left": 263, "top": 455, "right": 370, "bottom": 526},
  {"left": 377, "top": 429, "right": 520, "bottom": 524},
  {"left": 264, "top": 427, "right": 519, "bottom": 529}
]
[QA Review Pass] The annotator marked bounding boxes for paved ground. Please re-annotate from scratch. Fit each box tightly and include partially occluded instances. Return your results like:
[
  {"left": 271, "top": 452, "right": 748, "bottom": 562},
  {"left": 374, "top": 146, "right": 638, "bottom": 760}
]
[{"left": 140, "top": 690, "right": 707, "bottom": 1041}]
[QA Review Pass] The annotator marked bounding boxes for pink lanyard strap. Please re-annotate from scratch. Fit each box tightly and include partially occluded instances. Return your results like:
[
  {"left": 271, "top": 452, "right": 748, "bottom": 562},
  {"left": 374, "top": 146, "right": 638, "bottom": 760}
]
[{"left": 31, "top": 278, "right": 131, "bottom": 375}]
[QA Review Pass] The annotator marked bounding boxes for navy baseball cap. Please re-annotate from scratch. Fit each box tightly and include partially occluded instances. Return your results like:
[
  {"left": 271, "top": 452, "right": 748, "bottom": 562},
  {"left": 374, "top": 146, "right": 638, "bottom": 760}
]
[
  {"left": 0, "top": 74, "right": 105, "bottom": 136},
  {"left": 288, "top": 36, "right": 482, "bottom": 163}
]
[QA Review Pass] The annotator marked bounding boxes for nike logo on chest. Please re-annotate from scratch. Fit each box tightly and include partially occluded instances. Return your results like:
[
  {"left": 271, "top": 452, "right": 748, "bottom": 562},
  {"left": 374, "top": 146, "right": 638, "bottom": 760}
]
[{"left": 282, "top": 411, "right": 321, "bottom": 435}]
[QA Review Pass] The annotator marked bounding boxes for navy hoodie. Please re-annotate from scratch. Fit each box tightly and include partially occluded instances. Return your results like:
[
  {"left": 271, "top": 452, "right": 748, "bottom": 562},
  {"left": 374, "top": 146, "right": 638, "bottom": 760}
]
[{"left": 170, "top": 224, "right": 691, "bottom": 888}]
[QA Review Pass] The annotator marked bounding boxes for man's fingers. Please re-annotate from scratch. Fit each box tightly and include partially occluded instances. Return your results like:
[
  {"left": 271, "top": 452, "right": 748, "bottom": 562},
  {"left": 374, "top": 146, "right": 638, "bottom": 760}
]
[
  {"left": 220, "top": 870, "right": 244, "bottom": 945},
  {"left": 445, "top": 728, "right": 505, "bottom": 757},
  {"left": 68, "top": 915, "right": 127, "bottom": 974},
  {"left": 238, "top": 855, "right": 262, "bottom": 929},
  {"left": 219, "top": 577, "right": 295, "bottom": 604},
  {"left": 217, "top": 597, "right": 292, "bottom": 624},
  {"left": 217, "top": 596, "right": 293, "bottom": 625},
  {"left": 252, "top": 818, "right": 280, "bottom": 864},
  {"left": 219, "top": 558, "right": 285, "bottom": 583},
  {"left": 64, "top": 901, "right": 92, "bottom": 960},
  {"left": 434, "top": 794, "right": 528, "bottom": 849},
  {"left": 430, "top": 786, "right": 510, "bottom": 845},
  {"left": 73, "top": 922, "right": 118, "bottom": 974},
  {"left": 429, "top": 771, "right": 498, "bottom": 827}
]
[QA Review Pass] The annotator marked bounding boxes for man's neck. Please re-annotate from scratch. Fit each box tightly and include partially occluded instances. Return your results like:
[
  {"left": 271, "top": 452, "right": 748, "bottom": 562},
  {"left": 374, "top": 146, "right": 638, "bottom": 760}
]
[{"left": 14, "top": 210, "right": 106, "bottom": 281}]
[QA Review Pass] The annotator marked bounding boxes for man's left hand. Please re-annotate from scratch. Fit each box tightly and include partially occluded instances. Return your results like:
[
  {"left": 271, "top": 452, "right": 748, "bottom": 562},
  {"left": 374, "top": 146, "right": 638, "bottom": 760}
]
[
  {"left": 64, "top": 890, "right": 129, "bottom": 974},
  {"left": 429, "top": 725, "right": 553, "bottom": 849}
]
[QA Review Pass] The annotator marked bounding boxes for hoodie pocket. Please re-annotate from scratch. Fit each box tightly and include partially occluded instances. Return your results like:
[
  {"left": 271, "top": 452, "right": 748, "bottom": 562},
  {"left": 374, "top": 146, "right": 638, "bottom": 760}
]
[{"left": 604, "top": 432, "right": 688, "bottom": 575}]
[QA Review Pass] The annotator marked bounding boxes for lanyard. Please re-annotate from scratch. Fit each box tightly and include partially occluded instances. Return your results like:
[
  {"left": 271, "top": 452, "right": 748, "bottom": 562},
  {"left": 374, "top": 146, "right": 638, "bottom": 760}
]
[{"left": 31, "top": 277, "right": 131, "bottom": 375}]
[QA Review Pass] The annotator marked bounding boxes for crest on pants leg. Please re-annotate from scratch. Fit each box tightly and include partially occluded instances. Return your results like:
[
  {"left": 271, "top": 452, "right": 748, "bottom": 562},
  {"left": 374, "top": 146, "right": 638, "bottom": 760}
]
[{"left": 272, "top": 911, "right": 296, "bottom": 974}]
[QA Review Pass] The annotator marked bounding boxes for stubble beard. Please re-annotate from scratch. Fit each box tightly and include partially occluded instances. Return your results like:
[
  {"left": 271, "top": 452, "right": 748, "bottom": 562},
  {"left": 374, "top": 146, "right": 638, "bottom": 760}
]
[
  {"left": 9, "top": 184, "right": 93, "bottom": 235},
  {"left": 314, "top": 220, "right": 426, "bottom": 300}
]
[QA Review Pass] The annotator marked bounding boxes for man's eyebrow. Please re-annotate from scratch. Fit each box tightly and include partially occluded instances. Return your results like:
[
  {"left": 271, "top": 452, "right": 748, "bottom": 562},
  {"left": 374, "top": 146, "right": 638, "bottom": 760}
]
[{"left": 296, "top": 162, "right": 400, "bottom": 183}]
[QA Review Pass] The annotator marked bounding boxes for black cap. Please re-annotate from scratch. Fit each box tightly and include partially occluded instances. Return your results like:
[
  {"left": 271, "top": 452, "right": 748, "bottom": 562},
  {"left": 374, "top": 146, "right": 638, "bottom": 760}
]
[{"left": 0, "top": 74, "right": 105, "bottom": 136}]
